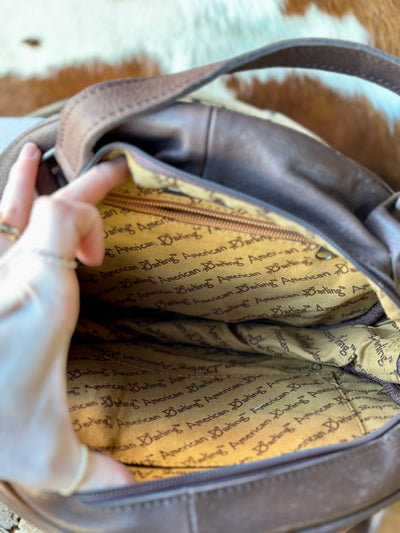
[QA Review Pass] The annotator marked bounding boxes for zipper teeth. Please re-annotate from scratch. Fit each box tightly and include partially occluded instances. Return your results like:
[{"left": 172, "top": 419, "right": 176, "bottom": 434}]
[{"left": 104, "top": 193, "right": 314, "bottom": 243}]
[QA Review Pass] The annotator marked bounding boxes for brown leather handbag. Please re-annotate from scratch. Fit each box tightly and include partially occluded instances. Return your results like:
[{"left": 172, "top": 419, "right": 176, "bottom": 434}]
[{"left": 2, "top": 38, "right": 400, "bottom": 533}]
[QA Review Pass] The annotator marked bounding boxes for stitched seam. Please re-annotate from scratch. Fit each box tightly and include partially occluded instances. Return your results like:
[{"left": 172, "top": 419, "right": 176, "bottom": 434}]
[
  {"left": 58, "top": 77, "right": 163, "bottom": 147},
  {"left": 231, "top": 46, "right": 400, "bottom": 90},
  {"left": 286, "top": 46, "right": 400, "bottom": 71},
  {"left": 59, "top": 69, "right": 219, "bottom": 172},
  {"left": 331, "top": 372, "right": 367, "bottom": 437},
  {"left": 77, "top": 79, "right": 201, "bottom": 167},
  {"left": 295, "top": 63, "right": 398, "bottom": 90},
  {"left": 86, "top": 494, "right": 189, "bottom": 513},
  {"left": 284, "top": 47, "right": 400, "bottom": 90},
  {"left": 59, "top": 44, "right": 400, "bottom": 174},
  {"left": 187, "top": 491, "right": 198, "bottom": 533}
]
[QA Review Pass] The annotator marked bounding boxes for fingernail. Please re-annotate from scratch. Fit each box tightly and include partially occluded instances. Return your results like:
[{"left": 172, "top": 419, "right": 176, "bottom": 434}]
[{"left": 21, "top": 142, "right": 39, "bottom": 159}]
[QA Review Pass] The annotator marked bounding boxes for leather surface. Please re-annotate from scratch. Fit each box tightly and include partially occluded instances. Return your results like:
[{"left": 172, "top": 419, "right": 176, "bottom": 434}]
[
  {"left": 54, "top": 38, "right": 400, "bottom": 182},
  {"left": 92, "top": 102, "right": 400, "bottom": 316},
  {"left": 1, "top": 415, "right": 400, "bottom": 532}
]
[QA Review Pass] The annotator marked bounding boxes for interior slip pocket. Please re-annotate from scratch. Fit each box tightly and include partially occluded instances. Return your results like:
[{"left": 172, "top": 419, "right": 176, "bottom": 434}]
[
  {"left": 67, "top": 338, "right": 400, "bottom": 482},
  {"left": 69, "top": 147, "right": 400, "bottom": 482}
]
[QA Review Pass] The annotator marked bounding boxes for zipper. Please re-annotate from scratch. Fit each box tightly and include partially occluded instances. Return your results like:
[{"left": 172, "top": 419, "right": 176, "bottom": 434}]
[
  {"left": 86, "top": 142, "right": 389, "bottom": 278},
  {"left": 104, "top": 192, "right": 315, "bottom": 243},
  {"left": 78, "top": 411, "right": 400, "bottom": 502}
]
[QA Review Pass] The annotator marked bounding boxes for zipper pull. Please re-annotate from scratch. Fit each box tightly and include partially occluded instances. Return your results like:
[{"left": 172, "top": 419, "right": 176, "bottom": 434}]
[{"left": 315, "top": 246, "right": 336, "bottom": 261}]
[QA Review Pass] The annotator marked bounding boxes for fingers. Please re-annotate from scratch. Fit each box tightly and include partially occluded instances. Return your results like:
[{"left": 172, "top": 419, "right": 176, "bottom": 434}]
[
  {"left": 39, "top": 449, "right": 135, "bottom": 494},
  {"left": 55, "top": 158, "right": 130, "bottom": 205},
  {"left": 2, "top": 145, "right": 130, "bottom": 266},
  {"left": 0, "top": 143, "right": 40, "bottom": 255},
  {"left": 0, "top": 146, "right": 135, "bottom": 494},
  {"left": 78, "top": 451, "right": 136, "bottom": 492},
  {"left": 24, "top": 196, "right": 105, "bottom": 267},
  {"left": 24, "top": 158, "right": 130, "bottom": 266}
]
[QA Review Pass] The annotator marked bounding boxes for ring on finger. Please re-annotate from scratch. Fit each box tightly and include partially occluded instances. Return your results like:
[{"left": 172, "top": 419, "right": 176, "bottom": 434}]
[
  {"left": 58, "top": 444, "right": 89, "bottom": 496},
  {"left": 31, "top": 249, "right": 78, "bottom": 270},
  {"left": 0, "top": 222, "right": 21, "bottom": 242}
]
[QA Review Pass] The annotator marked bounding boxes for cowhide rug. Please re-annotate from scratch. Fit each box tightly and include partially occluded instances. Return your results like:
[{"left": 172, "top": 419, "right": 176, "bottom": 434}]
[{"left": 1, "top": 0, "right": 400, "bottom": 188}]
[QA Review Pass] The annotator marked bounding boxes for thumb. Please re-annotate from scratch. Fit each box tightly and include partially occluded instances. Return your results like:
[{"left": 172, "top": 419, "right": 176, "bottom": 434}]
[
  {"left": 78, "top": 450, "right": 136, "bottom": 493},
  {"left": 57, "top": 448, "right": 135, "bottom": 495}
]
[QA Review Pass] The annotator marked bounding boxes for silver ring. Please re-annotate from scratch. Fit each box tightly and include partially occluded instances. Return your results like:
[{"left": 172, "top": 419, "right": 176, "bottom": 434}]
[
  {"left": 0, "top": 223, "right": 20, "bottom": 242},
  {"left": 59, "top": 444, "right": 89, "bottom": 496},
  {"left": 31, "top": 249, "right": 78, "bottom": 270}
]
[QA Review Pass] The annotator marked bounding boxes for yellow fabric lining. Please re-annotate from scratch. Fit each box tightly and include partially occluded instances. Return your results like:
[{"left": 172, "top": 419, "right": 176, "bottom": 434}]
[
  {"left": 69, "top": 153, "right": 400, "bottom": 482},
  {"left": 67, "top": 341, "right": 399, "bottom": 481}
]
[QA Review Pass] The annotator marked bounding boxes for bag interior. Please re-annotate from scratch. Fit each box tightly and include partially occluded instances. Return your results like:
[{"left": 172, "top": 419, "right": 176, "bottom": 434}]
[{"left": 67, "top": 103, "right": 400, "bottom": 483}]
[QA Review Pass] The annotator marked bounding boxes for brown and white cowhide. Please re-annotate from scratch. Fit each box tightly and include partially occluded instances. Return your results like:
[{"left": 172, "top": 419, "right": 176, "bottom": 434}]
[{"left": 2, "top": 0, "right": 400, "bottom": 188}]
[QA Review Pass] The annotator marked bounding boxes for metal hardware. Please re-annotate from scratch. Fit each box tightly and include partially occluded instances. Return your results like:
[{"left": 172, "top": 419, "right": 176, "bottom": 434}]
[
  {"left": 315, "top": 246, "right": 335, "bottom": 260},
  {"left": 41, "top": 147, "right": 56, "bottom": 163}
]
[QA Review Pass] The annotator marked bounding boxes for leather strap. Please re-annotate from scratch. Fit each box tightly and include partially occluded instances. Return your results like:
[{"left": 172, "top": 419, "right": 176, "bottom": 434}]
[{"left": 55, "top": 38, "right": 400, "bottom": 181}]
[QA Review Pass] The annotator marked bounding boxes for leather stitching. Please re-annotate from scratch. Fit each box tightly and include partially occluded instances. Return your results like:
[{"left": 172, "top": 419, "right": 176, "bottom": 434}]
[
  {"left": 57, "top": 44, "right": 400, "bottom": 177},
  {"left": 58, "top": 68, "right": 220, "bottom": 173}
]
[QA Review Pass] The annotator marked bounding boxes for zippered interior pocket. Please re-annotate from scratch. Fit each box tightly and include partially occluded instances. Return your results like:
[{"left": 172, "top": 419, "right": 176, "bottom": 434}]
[
  {"left": 104, "top": 192, "right": 315, "bottom": 242},
  {"left": 77, "top": 164, "right": 377, "bottom": 327}
]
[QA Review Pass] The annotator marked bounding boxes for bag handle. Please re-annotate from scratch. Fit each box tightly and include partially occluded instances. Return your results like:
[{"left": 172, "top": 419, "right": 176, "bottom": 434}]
[{"left": 55, "top": 38, "right": 400, "bottom": 181}]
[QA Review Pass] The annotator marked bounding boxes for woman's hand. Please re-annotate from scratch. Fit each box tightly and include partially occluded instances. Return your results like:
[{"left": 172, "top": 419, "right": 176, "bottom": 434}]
[{"left": 0, "top": 143, "right": 136, "bottom": 494}]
